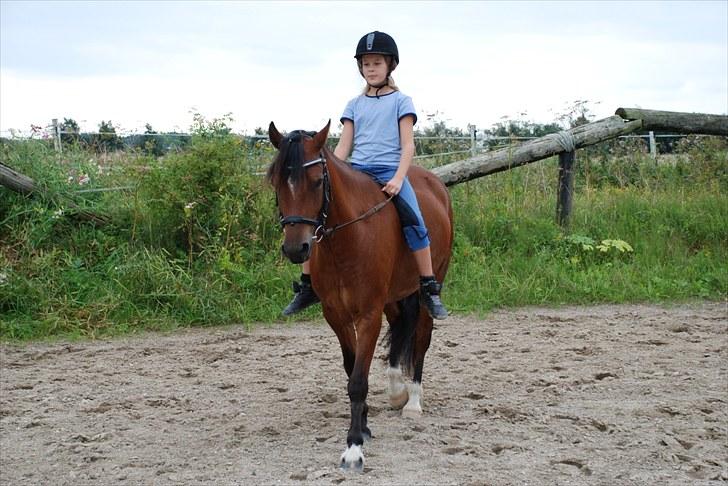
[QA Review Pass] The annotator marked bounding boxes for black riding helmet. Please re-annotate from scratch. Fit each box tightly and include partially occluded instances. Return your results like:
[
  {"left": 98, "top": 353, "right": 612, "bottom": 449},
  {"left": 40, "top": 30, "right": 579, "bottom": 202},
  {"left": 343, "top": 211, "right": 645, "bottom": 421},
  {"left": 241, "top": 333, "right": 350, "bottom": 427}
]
[
  {"left": 355, "top": 31, "right": 399, "bottom": 96},
  {"left": 354, "top": 31, "right": 399, "bottom": 64}
]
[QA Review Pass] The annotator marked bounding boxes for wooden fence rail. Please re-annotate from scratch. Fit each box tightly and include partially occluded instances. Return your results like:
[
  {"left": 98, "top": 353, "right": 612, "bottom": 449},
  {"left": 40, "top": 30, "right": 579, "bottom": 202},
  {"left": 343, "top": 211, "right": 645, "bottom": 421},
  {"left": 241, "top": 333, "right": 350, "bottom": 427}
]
[
  {"left": 432, "top": 108, "right": 727, "bottom": 226},
  {"left": 0, "top": 163, "right": 35, "bottom": 196},
  {"left": 431, "top": 115, "right": 643, "bottom": 186},
  {"left": 2, "top": 108, "right": 725, "bottom": 228},
  {"left": 615, "top": 108, "right": 728, "bottom": 136},
  {"left": 0, "top": 162, "right": 109, "bottom": 225}
]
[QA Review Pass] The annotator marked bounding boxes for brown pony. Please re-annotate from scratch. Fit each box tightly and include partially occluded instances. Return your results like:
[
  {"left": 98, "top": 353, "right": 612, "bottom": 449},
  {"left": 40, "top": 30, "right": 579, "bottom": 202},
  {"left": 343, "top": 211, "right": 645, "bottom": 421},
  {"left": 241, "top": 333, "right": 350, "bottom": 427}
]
[{"left": 267, "top": 121, "right": 453, "bottom": 470}]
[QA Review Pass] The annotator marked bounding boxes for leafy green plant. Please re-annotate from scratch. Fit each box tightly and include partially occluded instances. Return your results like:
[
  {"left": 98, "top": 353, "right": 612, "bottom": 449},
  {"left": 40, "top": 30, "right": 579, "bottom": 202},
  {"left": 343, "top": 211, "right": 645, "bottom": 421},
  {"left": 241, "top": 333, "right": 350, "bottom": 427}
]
[
  {"left": 559, "top": 234, "right": 634, "bottom": 266},
  {"left": 132, "top": 113, "right": 278, "bottom": 259},
  {"left": 1, "top": 115, "right": 725, "bottom": 341}
]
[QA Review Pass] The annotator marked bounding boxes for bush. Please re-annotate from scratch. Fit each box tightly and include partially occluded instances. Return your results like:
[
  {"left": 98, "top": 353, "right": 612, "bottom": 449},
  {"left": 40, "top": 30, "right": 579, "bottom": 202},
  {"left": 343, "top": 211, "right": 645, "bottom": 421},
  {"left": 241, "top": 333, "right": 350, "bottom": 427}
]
[
  {"left": 132, "top": 114, "right": 278, "bottom": 261},
  {"left": 1, "top": 115, "right": 725, "bottom": 340}
]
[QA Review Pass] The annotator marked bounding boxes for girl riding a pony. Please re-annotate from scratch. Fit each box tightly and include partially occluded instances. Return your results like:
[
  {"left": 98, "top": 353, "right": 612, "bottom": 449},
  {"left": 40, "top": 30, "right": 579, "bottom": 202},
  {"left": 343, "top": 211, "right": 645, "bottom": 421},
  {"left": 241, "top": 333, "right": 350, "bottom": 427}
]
[{"left": 283, "top": 30, "right": 448, "bottom": 320}]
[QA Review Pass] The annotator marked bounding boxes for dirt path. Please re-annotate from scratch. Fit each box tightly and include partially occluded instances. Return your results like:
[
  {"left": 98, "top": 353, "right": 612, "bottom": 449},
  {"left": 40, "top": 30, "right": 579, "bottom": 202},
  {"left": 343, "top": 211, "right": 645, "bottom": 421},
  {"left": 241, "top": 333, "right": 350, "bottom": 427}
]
[{"left": 1, "top": 302, "right": 726, "bottom": 485}]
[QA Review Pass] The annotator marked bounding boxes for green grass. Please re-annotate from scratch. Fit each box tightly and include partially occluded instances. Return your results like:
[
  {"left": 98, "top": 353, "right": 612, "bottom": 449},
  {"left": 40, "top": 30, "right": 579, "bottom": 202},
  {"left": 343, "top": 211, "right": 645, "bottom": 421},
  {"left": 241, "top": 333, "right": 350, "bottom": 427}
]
[
  {"left": 1, "top": 129, "right": 726, "bottom": 341},
  {"left": 446, "top": 150, "right": 727, "bottom": 313}
]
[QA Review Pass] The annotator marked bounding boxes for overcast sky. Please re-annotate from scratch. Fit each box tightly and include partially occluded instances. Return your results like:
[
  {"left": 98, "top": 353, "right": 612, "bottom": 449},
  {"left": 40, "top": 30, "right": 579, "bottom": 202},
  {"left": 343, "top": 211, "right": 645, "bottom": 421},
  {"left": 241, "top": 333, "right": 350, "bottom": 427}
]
[{"left": 1, "top": 0, "right": 726, "bottom": 135}]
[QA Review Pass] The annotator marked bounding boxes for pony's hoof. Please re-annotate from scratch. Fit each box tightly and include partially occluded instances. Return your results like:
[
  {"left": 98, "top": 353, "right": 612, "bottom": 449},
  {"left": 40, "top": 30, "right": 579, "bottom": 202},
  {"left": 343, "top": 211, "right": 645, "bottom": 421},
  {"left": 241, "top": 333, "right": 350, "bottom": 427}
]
[
  {"left": 389, "top": 389, "right": 409, "bottom": 409},
  {"left": 402, "top": 403, "right": 422, "bottom": 419},
  {"left": 340, "top": 444, "right": 364, "bottom": 471}
]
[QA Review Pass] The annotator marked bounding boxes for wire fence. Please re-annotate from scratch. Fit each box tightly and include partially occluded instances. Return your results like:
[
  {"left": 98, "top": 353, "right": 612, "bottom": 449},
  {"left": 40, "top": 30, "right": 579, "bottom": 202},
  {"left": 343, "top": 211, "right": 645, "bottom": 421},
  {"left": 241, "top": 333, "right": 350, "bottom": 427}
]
[
  {"left": 1, "top": 120, "right": 710, "bottom": 199},
  {"left": 0, "top": 119, "right": 702, "bottom": 164}
]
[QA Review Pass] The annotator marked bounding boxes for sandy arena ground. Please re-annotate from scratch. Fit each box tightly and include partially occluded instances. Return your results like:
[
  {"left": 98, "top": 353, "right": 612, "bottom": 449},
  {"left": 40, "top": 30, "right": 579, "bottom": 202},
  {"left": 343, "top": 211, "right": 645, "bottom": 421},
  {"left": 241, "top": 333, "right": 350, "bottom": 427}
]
[{"left": 1, "top": 302, "right": 726, "bottom": 485}]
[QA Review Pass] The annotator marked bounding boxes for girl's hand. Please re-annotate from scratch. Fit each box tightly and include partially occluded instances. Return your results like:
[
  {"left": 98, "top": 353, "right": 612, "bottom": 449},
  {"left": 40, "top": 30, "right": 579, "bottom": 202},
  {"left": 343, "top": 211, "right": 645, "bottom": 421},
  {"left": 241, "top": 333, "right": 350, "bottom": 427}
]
[{"left": 382, "top": 177, "right": 403, "bottom": 196}]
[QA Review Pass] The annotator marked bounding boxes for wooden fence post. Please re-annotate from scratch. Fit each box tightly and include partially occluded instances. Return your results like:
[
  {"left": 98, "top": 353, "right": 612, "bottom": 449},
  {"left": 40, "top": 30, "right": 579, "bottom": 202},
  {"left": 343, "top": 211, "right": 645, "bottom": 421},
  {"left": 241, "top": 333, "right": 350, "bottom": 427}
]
[
  {"left": 470, "top": 125, "right": 477, "bottom": 157},
  {"left": 52, "top": 118, "right": 62, "bottom": 154},
  {"left": 649, "top": 131, "right": 657, "bottom": 159},
  {"left": 556, "top": 150, "right": 575, "bottom": 228}
]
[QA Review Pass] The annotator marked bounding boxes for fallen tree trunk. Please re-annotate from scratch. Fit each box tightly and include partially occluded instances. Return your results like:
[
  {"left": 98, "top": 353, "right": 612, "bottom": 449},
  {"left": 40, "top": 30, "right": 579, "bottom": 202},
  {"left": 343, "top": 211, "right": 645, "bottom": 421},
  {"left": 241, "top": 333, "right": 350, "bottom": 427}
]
[
  {"left": 615, "top": 108, "right": 728, "bottom": 136},
  {"left": 0, "top": 162, "right": 110, "bottom": 226},
  {"left": 432, "top": 115, "right": 643, "bottom": 187}
]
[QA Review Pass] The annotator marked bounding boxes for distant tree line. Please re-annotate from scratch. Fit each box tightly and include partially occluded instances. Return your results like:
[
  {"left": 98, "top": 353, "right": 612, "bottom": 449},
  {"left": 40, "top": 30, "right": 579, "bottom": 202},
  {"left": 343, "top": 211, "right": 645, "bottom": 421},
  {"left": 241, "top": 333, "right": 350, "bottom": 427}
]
[
  {"left": 0, "top": 102, "right": 684, "bottom": 159},
  {"left": 56, "top": 118, "right": 191, "bottom": 155}
]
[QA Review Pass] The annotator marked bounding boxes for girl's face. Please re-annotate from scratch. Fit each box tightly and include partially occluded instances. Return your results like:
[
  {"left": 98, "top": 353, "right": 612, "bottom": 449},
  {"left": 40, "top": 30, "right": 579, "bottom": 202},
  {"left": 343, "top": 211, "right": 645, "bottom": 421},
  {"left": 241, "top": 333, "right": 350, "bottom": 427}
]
[{"left": 360, "top": 54, "right": 389, "bottom": 86}]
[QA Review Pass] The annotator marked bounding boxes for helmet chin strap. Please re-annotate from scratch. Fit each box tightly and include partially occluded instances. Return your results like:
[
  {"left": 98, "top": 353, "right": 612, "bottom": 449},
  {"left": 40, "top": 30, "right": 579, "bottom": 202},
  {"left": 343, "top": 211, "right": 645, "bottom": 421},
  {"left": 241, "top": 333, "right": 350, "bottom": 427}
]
[
  {"left": 367, "top": 72, "right": 392, "bottom": 98},
  {"left": 358, "top": 56, "right": 395, "bottom": 98}
]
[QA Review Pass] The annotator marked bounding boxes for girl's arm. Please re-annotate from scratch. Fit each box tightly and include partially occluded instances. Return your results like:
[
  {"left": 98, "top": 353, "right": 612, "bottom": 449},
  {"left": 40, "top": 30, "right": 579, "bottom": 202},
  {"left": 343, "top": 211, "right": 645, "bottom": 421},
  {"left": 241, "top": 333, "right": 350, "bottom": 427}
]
[
  {"left": 382, "top": 114, "right": 415, "bottom": 196},
  {"left": 334, "top": 120, "right": 354, "bottom": 161}
]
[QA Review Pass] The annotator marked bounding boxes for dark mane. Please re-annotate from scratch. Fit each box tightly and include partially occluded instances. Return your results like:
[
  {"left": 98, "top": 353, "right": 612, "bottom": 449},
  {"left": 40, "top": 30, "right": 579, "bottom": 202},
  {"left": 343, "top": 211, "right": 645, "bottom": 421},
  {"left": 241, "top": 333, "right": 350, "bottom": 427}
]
[{"left": 266, "top": 130, "right": 316, "bottom": 189}]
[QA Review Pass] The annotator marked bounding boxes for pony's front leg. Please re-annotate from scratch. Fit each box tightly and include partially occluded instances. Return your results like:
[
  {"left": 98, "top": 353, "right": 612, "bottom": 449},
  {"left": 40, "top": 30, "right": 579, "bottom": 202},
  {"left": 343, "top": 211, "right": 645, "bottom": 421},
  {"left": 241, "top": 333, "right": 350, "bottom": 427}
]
[
  {"left": 341, "top": 393, "right": 367, "bottom": 470},
  {"left": 340, "top": 314, "right": 381, "bottom": 471}
]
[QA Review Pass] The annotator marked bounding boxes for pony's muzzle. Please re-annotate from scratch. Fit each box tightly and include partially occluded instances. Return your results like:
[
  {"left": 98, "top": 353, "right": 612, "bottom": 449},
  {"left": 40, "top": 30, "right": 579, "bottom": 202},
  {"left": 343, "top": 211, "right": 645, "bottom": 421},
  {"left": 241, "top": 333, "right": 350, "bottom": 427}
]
[{"left": 281, "top": 241, "right": 311, "bottom": 264}]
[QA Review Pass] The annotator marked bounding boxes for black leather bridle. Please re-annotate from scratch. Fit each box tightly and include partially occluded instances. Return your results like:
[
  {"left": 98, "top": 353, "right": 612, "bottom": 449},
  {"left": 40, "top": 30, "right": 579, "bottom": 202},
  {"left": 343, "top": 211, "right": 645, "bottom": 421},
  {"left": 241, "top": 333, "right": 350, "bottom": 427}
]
[
  {"left": 277, "top": 152, "right": 393, "bottom": 242},
  {"left": 278, "top": 152, "right": 331, "bottom": 241}
]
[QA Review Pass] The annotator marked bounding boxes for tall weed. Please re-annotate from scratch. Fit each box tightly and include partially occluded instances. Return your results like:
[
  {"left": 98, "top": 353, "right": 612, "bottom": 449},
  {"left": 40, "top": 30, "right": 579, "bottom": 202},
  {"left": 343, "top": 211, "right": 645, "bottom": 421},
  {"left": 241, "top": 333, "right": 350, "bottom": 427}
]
[{"left": 1, "top": 130, "right": 725, "bottom": 340}]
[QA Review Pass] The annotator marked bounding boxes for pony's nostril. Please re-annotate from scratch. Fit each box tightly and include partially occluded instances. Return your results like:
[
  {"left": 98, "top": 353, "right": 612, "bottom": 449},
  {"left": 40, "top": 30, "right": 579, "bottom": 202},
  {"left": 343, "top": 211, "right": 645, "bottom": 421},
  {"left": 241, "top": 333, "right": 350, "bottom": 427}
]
[{"left": 301, "top": 243, "right": 310, "bottom": 255}]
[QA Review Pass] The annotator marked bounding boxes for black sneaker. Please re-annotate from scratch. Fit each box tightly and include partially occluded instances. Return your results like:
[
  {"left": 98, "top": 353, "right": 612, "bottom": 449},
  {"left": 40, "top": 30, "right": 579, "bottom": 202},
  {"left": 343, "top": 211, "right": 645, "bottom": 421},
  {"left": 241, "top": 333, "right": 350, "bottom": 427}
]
[
  {"left": 282, "top": 279, "right": 320, "bottom": 316},
  {"left": 420, "top": 277, "right": 448, "bottom": 320}
]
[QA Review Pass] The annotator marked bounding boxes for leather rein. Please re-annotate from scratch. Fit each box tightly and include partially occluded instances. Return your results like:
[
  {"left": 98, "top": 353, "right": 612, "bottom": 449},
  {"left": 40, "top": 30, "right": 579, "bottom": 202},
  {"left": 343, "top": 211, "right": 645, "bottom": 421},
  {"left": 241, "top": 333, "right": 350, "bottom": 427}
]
[{"left": 279, "top": 151, "right": 394, "bottom": 242}]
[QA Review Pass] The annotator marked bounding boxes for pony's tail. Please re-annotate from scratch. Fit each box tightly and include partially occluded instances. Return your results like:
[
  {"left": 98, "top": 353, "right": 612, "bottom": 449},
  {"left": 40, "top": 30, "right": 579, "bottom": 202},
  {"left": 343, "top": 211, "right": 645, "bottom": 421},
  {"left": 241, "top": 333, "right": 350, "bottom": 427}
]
[{"left": 387, "top": 291, "right": 420, "bottom": 376}]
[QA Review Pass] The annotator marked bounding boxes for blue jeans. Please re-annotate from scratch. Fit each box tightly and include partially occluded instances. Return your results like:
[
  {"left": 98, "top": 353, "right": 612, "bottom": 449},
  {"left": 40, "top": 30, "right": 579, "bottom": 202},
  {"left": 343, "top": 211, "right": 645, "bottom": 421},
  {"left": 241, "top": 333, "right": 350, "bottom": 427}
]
[{"left": 351, "top": 163, "right": 431, "bottom": 251}]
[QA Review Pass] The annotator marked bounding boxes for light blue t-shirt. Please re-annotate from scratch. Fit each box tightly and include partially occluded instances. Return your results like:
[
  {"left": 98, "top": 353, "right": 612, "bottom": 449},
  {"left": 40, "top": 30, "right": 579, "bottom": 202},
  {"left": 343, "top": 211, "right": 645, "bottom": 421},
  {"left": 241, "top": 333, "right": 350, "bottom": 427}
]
[{"left": 340, "top": 90, "right": 417, "bottom": 168}]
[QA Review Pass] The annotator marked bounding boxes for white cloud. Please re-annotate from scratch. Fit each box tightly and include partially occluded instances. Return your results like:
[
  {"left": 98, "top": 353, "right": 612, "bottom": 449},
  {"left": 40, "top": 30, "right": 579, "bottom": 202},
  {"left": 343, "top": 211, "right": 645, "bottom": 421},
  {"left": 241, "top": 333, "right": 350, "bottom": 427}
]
[{"left": 1, "top": 1, "right": 726, "bottom": 136}]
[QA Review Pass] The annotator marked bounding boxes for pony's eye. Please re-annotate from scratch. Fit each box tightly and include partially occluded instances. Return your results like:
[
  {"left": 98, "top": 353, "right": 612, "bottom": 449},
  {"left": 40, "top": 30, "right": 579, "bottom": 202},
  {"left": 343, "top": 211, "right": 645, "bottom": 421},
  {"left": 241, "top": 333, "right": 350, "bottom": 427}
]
[{"left": 313, "top": 178, "right": 324, "bottom": 189}]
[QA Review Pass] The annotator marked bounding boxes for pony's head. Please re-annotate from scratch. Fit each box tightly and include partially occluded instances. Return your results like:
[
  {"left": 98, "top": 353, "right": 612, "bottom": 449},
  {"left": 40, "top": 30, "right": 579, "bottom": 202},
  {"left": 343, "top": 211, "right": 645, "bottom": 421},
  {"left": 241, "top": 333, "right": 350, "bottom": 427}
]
[{"left": 267, "top": 120, "right": 331, "bottom": 263}]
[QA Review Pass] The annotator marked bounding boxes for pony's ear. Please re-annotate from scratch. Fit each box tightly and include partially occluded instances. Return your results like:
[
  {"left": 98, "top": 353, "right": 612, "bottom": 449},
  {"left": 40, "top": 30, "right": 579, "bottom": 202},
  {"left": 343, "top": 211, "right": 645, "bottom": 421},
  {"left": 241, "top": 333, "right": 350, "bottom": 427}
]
[
  {"left": 269, "top": 122, "right": 283, "bottom": 149},
  {"left": 312, "top": 120, "right": 331, "bottom": 152}
]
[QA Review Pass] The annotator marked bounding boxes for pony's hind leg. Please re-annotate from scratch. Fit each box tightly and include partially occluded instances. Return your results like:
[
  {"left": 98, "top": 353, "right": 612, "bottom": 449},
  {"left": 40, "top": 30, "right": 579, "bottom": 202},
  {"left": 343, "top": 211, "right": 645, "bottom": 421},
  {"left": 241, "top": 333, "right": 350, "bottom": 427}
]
[
  {"left": 387, "top": 366, "right": 408, "bottom": 409},
  {"left": 384, "top": 294, "right": 419, "bottom": 409},
  {"left": 402, "top": 382, "right": 423, "bottom": 418},
  {"left": 402, "top": 309, "right": 434, "bottom": 418}
]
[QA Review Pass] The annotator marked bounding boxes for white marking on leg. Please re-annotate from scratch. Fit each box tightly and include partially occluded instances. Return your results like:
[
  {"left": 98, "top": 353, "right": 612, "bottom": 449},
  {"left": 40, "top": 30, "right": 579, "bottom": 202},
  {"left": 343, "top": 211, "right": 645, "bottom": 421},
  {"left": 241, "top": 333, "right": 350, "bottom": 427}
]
[
  {"left": 387, "top": 367, "right": 408, "bottom": 409},
  {"left": 340, "top": 444, "right": 364, "bottom": 470},
  {"left": 402, "top": 382, "right": 423, "bottom": 418}
]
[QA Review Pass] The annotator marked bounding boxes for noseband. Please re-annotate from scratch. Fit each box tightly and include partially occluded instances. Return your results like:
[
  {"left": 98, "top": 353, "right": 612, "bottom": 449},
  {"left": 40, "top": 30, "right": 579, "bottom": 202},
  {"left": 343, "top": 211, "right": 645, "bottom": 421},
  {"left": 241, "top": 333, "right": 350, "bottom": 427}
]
[{"left": 278, "top": 152, "right": 394, "bottom": 242}]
